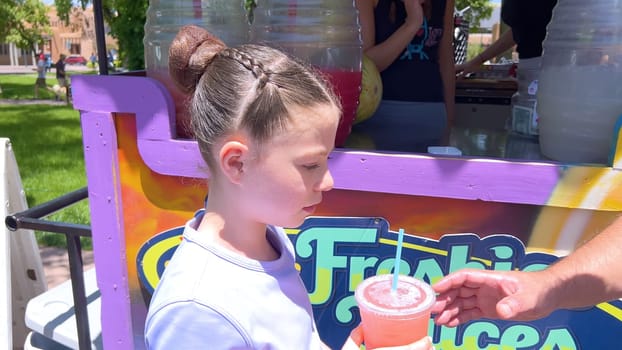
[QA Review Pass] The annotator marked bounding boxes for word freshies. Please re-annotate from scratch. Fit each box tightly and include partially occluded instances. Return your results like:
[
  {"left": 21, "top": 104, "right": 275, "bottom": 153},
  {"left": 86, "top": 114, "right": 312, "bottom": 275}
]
[{"left": 289, "top": 217, "right": 618, "bottom": 350}]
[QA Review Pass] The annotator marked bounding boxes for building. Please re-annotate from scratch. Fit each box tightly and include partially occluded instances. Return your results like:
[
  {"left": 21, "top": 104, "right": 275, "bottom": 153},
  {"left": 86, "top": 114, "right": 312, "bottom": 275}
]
[{"left": 0, "top": 5, "right": 117, "bottom": 67}]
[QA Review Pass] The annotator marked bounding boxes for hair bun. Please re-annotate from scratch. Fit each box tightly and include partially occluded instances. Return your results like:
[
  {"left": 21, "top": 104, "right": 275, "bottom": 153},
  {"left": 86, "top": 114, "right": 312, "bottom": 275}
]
[{"left": 168, "top": 25, "right": 227, "bottom": 93}]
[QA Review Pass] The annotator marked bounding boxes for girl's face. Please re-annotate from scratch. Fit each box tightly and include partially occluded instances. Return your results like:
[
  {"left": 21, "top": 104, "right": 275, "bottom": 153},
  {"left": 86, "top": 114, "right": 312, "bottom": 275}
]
[{"left": 239, "top": 103, "right": 340, "bottom": 228}]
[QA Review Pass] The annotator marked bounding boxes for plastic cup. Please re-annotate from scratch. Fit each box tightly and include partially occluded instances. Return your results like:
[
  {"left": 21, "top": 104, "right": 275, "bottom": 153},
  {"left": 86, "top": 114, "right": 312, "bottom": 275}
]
[{"left": 355, "top": 274, "right": 435, "bottom": 349}]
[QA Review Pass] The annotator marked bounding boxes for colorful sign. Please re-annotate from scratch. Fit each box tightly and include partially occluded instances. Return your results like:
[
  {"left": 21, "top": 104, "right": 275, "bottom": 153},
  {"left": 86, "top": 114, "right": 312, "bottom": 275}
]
[{"left": 136, "top": 215, "right": 622, "bottom": 349}]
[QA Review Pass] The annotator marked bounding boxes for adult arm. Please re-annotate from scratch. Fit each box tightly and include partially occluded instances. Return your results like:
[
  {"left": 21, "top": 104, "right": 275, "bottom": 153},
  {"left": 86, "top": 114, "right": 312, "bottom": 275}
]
[
  {"left": 438, "top": 0, "right": 456, "bottom": 127},
  {"left": 547, "top": 214, "right": 622, "bottom": 309},
  {"left": 455, "top": 29, "right": 516, "bottom": 75},
  {"left": 432, "top": 215, "right": 622, "bottom": 326},
  {"left": 356, "top": 0, "right": 424, "bottom": 72}
]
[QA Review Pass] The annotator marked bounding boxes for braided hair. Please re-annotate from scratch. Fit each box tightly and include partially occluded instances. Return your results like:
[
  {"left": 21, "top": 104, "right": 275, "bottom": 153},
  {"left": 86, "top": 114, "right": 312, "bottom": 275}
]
[{"left": 168, "top": 25, "right": 341, "bottom": 169}]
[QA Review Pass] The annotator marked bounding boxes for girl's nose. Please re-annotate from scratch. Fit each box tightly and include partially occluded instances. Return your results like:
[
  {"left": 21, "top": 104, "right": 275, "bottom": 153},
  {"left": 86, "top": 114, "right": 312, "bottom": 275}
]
[{"left": 317, "top": 169, "right": 334, "bottom": 192}]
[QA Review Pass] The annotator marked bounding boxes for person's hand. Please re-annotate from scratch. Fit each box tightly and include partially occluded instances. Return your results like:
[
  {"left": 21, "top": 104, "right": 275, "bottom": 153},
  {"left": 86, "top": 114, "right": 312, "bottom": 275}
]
[
  {"left": 431, "top": 269, "right": 560, "bottom": 327},
  {"left": 455, "top": 58, "right": 482, "bottom": 77},
  {"left": 342, "top": 324, "right": 434, "bottom": 350},
  {"left": 403, "top": 0, "right": 425, "bottom": 32}
]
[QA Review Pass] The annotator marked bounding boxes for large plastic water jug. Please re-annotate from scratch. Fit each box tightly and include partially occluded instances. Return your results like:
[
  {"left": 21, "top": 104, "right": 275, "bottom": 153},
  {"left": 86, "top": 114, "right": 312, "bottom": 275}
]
[
  {"left": 144, "top": 0, "right": 249, "bottom": 138},
  {"left": 249, "top": 0, "right": 363, "bottom": 147},
  {"left": 536, "top": 0, "right": 622, "bottom": 164}
]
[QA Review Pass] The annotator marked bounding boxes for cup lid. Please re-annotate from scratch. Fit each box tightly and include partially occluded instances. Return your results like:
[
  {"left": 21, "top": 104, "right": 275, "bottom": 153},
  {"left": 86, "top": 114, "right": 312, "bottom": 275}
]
[{"left": 355, "top": 274, "right": 436, "bottom": 316}]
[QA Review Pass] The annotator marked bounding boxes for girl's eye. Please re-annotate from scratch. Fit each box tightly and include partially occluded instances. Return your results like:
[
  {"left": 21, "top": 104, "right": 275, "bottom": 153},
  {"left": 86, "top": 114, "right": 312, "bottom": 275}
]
[{"left": 303, "top": 164, "right": 320, "bottom": 170}]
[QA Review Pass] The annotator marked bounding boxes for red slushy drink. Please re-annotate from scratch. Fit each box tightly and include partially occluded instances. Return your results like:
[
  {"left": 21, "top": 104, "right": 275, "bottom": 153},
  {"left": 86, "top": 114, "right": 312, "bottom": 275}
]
[{"left": 355, "top": 274, "right": 435, "bottom": 349}]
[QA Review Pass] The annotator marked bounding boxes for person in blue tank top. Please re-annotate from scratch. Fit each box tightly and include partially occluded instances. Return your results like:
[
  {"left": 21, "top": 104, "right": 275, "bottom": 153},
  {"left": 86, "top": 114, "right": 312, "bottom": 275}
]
[{"left": 353, "top": 0, "right": 455, "bottom": 152}]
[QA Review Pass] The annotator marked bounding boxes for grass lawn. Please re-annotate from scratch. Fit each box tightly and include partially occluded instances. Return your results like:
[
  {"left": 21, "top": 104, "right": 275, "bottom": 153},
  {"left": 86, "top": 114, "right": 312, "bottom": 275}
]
[
  {"left": 0, "top": 72, "right": 61, "bottom": 100},
  {"left": 1, "top": 73, "right": 91, "bottom": 247}
]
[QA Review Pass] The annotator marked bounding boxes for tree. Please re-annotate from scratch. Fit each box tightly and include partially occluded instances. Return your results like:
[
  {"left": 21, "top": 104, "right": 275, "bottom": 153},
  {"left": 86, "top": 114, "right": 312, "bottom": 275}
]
[
  {"left": 102, "top": 0, "right": 148, "bottom": 70},
  {"left": 53, "top": 0, "right": 73, "bottom": 24},
  {"left": 455, "top": 0, "right": 494, "bottom": 32},
  {"left": 55, "top": 0, "right": 147, "bottom": 70},
  {"left": 1, "top": 0, "right": 51, "bottom": 54}
]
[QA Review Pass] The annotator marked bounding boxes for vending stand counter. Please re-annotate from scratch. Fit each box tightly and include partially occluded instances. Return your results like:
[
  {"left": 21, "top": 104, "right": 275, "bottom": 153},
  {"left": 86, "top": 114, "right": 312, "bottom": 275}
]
[{"left": 71, "top": 73, "right": 622, "bottom": 349}]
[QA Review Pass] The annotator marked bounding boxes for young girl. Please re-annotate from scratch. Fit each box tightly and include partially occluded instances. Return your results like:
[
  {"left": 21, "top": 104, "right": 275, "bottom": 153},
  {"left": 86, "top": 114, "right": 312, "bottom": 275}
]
[{"left": 144, "top": 25, "right": 433, "bottom": 350}]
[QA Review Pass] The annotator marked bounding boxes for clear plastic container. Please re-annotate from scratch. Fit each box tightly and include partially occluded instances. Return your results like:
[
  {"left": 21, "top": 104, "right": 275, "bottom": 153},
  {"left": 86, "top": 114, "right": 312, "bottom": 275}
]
[
  {"left": 249, "top": 0, "right": 363, "bottom": 147},
  {"left": 510, "top": 56, "right": 541, "bottom": 137},
  {"left": 536, "top": 0, "right": 622, "bottom": 164},
  {"left": 144, "top": 0, "right": 250, "bottom": 138}
]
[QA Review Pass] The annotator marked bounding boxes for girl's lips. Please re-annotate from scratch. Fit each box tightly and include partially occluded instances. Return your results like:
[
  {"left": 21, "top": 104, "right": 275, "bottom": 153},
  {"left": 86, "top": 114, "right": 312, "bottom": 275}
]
[{"left": 303, "top": 205, "right": 317, "bottom": 214}]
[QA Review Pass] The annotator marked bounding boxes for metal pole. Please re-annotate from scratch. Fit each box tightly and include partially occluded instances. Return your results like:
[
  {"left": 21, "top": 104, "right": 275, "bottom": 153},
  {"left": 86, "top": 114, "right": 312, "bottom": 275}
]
[
  {"left": 66, "top": 233, "right": 91, "bottom": 350},
  {"left": 93, "top": 0, "right": 109, "bottom": 75},
  {"left": 4, "top": 187, "right": 89, "bottom": 229}
]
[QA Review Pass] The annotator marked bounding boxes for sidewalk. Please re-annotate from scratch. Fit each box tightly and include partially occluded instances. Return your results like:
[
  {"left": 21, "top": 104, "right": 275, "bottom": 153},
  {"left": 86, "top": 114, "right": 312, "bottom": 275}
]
[
  {"left": 0, "top": 64, "right": 92, "bottom": 75},
  {"left": 40, "top": 246, "right": 95, "bottom": 289},
  {"left": 0, "top": 99, "right": 68, "bottom": 106}
]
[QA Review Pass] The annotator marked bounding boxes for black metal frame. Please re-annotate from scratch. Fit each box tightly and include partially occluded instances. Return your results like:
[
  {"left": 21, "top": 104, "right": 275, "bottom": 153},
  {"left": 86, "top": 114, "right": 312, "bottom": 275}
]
[{"left": 5, "top": 187, "right": 92, "bottom": 350}]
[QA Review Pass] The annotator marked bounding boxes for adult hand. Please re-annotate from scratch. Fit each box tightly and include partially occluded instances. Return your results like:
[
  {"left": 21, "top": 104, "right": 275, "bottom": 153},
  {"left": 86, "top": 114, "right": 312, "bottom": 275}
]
[
  {"left": 431, "top": 269, "right": 560, "bottom": 327},
  {"left": 455, "top": 59, "right": 481, "bottom": 77},
  {"left": 342, "top": 325, "right": 434, "bottom": 350}
]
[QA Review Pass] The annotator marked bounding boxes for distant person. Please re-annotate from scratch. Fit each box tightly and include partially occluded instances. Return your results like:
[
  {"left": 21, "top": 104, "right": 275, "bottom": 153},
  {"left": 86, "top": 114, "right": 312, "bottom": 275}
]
[
  {"left": 55, "top": 54, "right": 68, "bottom": 102},
  {"left": 106, "top": 51, "right": 115, "bottom": 70},
  {"left": 34, "top": 53, "right": 50, "bottom": 99},
  {"left": 45, "top": 54, "right": 52, "bottom": 73},
  {"left": 107, "top": 50, "right": 115, "bottom": 68},
  {"left": 89, "top": 52, "right": 97, "bottom": 69}
]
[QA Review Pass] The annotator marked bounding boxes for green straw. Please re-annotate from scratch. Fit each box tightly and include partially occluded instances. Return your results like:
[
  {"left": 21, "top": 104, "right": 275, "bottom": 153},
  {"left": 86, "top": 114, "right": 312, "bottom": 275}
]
[{"left": 392, "top": 228, "right": 405, "bottom": 292}]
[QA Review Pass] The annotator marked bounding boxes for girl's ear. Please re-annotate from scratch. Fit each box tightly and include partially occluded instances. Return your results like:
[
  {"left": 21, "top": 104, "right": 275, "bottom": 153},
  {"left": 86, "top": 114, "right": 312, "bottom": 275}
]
[{"left": 218, "top": 140, "right": 249, "bottom": 184}]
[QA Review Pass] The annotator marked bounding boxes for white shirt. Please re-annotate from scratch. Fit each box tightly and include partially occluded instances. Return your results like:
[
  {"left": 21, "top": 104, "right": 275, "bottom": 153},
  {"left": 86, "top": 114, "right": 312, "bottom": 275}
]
[{"left": 145, "top": 214, "right": 323, "bottom": 349}]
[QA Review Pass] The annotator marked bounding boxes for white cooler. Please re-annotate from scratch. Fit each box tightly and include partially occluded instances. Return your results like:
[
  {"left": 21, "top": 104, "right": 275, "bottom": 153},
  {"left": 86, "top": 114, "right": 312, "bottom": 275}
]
[{"left": 24, "top": 268, "right": 101, "bottom": 349}]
